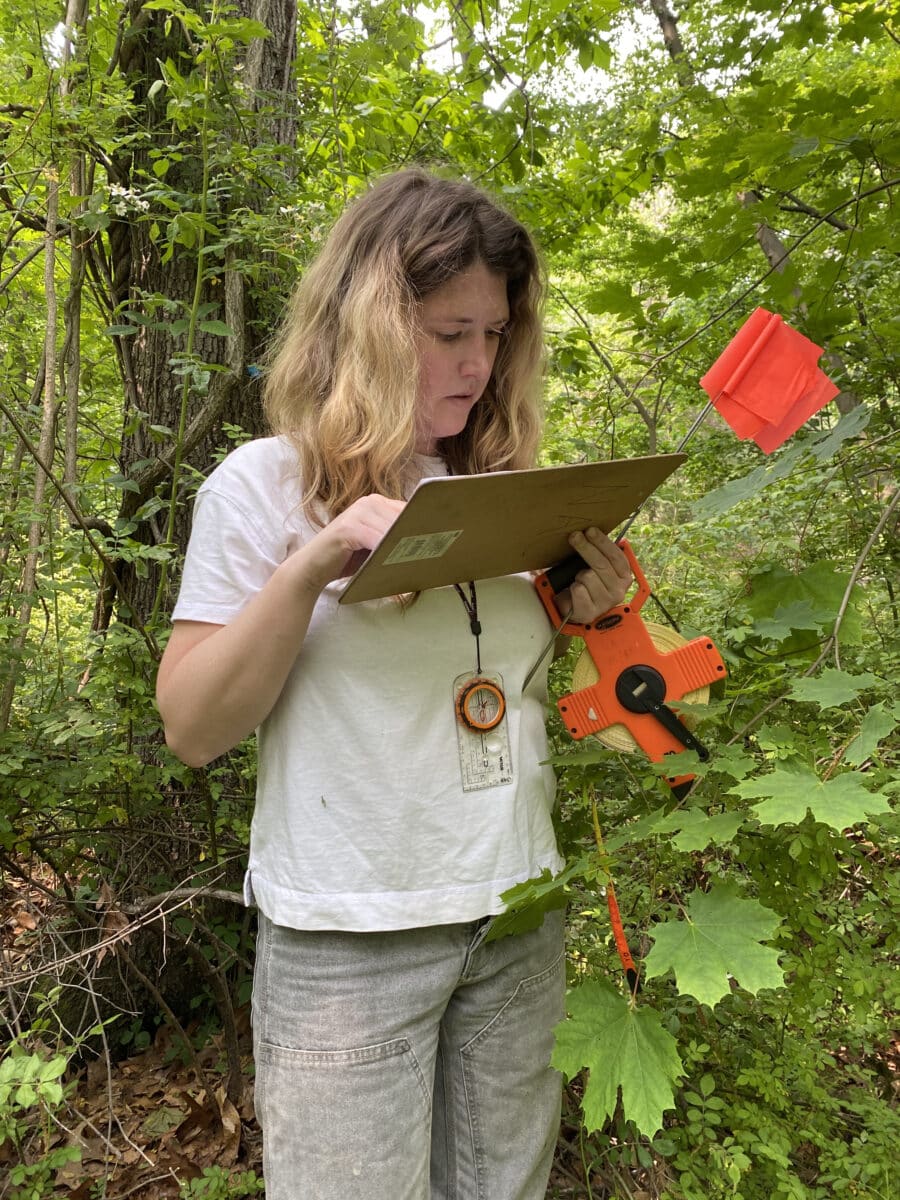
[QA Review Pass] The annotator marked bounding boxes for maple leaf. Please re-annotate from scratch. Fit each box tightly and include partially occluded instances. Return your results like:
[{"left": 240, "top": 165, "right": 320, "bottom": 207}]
[
  {"left": 663, "top": 809, "right": 745, "bottom": 851},
  {"left": 788, "top": 668, "right": 880, "bottom": 708},
  {"left": 708, "top": 742, "right": 758, "bottom": 781},
  {"left": 753, "top": 598, "right": 835, "bottom": 640},
  {"left": 604, "top": 807, "right": 669, "bottom": 851},
  {"left": 845, "top": 702, "right": 897, "bottom": 766},
  {"left": 733, "top": 766, "right": 891, "bottom": 831},
  {"left": 649, "top": 748, "right": 711, "bottom": 779},
  {"left": 605, "top": 805, "right": 744, "bottom": 853},
  {"left": 643, "top": 884, "right": 784, "bottom": 1008},
  {"left": 551, "top": 980, "right": 683, "bottom": 1136},
  {"left": 488, "top": 864, "right": 579, "bottom": 942}
]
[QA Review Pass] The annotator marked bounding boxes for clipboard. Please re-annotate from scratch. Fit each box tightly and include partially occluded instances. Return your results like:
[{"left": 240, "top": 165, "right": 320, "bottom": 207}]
[{"left": 339, "top": 453, "right": 686, "bottom": 604}]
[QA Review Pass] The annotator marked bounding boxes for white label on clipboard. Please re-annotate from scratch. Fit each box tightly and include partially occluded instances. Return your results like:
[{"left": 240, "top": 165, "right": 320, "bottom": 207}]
[{"left": 383, "top": 530, "right": 463, "bottom": 564}]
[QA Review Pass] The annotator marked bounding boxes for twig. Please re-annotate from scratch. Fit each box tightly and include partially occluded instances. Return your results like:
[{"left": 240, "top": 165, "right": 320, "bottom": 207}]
[
  {"left": 117, "top": 943, "right": 215, "bottom": 1101},
  {"left": 120, "top": 886, "right": 244, "bottom": 915},
  {"left": 0, "top": 877, "right": 239, "bottom": 986},
  {"left": 553, "top": 288, "right": 656, "bottom": 431},
  {"left": 830, "top": 487, "right": 900, "bottom": 658},
  {"left": 0, "top": 240, "right": 46, "bottom": 295}
]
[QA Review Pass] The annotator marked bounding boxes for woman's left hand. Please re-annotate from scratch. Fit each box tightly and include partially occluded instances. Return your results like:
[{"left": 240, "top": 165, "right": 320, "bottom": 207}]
[{"left": 558, "top": 528, "right": 633, "bottom": 623}]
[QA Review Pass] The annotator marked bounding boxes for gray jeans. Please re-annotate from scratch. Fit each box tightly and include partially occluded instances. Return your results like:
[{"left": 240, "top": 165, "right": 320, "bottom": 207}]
[{"left": 251, "top": 908, "right": 566, "bottom": 1199}]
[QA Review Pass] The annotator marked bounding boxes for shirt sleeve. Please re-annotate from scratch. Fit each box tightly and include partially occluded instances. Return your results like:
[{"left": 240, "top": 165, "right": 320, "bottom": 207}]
[{"left": 171, "top": 485, "right": 283, "bottom": 624}]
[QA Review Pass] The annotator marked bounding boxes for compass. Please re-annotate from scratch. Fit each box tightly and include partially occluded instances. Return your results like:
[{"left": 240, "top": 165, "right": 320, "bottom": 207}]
[{"left": 455, "top": 676, "right": 506, "bottom": 732}]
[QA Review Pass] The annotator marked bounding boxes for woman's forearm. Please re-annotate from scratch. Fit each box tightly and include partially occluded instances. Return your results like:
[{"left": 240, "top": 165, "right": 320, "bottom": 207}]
[{"left": 156, "top": 493, "right": 407, "bottom": 767}]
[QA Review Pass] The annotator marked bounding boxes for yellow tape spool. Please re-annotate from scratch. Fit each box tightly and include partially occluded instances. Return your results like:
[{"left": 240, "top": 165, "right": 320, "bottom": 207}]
[{"left": 570, "top": 621, "right": 710, "bottom": 753}]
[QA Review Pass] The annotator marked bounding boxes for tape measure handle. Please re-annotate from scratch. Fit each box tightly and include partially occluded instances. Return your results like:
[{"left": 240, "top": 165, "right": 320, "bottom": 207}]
[
  {"left": 544, "top": 539, "right": 650, "bottom": 613},
  {"left": 544, "top": 552, "right": 586, "bottom": 594}
]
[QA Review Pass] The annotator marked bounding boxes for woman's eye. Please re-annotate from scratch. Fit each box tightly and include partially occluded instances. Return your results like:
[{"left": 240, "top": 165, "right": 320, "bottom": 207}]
[
  {"left": 487, "top": 327, "right": 507, "bottom": 340},
  {"left": 437, "top": 331, "right": 461, "bottom": 343}
]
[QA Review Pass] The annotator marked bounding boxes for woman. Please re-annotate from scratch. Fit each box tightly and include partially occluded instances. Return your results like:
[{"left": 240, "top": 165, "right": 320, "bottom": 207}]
[{"left": 156, "top": 168, "right": 631, "bottom": 1200}]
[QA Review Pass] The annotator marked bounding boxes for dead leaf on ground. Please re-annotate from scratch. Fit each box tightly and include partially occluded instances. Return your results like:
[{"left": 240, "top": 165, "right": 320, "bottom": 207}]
[
  {"left": 10, "top": 906, "right": 38, "bottom": 931},
  {"left": 95, "top": 906, "right": 132, "bottom": 966},
  {"left": 216, "top": 1085, "right": 242, "bottom": 1165},
  {"left": 141, "top": 1105, "right": 188, "bottom": 1139}
]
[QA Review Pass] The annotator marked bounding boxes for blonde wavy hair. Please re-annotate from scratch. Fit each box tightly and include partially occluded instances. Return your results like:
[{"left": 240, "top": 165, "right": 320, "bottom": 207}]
[{"left": 263, "top": 167, "right": 546, "bottom": 524}]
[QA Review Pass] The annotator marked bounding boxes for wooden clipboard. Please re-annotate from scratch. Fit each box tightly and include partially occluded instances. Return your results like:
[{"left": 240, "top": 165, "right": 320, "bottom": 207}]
[{"left": 339, "top": 453, "right": 686, "bottom": 604}]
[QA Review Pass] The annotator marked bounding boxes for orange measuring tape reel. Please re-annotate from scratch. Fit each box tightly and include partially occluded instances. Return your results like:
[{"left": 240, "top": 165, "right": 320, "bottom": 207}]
[
  {"left": 535, "top": 540, "right": 725, "bottom": 793},
  {"left": 534, "top": 540, "right": 727, "bottom": 989}
]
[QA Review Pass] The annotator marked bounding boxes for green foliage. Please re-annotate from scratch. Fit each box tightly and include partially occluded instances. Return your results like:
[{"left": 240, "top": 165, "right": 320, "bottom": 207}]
[
  {"left": 552, "top": 980, "right": 684, "bottom": 1137},
  {"left": 732, "top": 765, "right": 891, "bottom": 831},
  {"left": 179, "top": 1166, "right": 265, "bottom": 1199},
  {"left": 487, "top": 865, "right": 574, "bottom": 940},
  {"left": 0, "top": 1032, "right": 84, "bottom": 1199},
  {"left": 643, "top": 884, "right": 784, "bottom": 1008},
  {"left": 0, "top": 0, "right": 896, "bottom": 1196}
]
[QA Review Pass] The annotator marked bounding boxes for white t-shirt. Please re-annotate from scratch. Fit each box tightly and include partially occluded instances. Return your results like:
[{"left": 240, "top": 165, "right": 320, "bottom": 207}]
[{"left": 172, "top": 436, "right": 563, "bottom": 931}]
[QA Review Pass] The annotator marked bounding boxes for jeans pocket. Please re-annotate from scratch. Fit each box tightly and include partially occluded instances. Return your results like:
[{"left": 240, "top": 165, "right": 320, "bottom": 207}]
[
  {"left": 256, "top": 1035, "right": 431, "bottom": 1127},
  {"left": 461, "top": 948, "right": 565, "bottom": 1054},
  {"left": 255, "top": 1038, "right": 432, "bottom": 1199}
]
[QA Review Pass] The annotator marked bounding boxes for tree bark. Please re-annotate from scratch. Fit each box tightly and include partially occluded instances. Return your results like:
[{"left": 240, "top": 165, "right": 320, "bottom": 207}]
[
  {"left": 107, "top": 0, "right": 299, "bottom": 629},
  {"left": 647, "top": 0, "right": 695, "bottom": 86}
]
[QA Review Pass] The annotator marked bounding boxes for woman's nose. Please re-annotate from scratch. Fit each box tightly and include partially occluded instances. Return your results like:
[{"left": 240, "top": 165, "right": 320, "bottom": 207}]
[{"left": 461, "top": 339, "right": 493, "bottom": 378}]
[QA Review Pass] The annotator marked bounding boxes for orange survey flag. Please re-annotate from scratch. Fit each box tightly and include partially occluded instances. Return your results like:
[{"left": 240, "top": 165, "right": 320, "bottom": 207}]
[{"left": 700, "top": 308, "right": 840, "bottom": 453}]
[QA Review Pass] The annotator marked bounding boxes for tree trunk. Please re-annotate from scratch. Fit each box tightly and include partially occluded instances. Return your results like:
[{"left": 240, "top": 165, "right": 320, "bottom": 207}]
[
  {"left": 647, "top": 0, "right": 695, "bottom": 86},
  {"left": 106, "top": 0, "right": 299, "bottom": 630}
]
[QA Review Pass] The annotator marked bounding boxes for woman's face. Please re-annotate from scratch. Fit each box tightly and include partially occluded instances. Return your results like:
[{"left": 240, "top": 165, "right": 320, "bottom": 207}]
[{"left": 415, "top": 261, "right": 509, "bottom": 455}]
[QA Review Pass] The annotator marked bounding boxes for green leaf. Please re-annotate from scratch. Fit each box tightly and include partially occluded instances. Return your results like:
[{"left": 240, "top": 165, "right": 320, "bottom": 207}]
[
  {"left": 709, "top": 743, "right": 758, "bottom": 782},
  {"left": 487, "top": 867, "right": 571, "bottom": 942},
  {"left": 107, "top": 473, "right": 140, "bottom": 493},
  {"left": 692, "top": 442, "right": 804, "bottom": 518},
  {"left": 584, "top": 280, "right": 646, "bottom": 327},
  {"left": 644, "top": 884, "right": 784, "bottom": 1007},
  {"left": 740, "top": 562, "right": 863, "bottom": 646},
  {"left": 733, "top": 767, "right": 891, "bottom": 831},
  {"left": 806, "top": 404, "right": 870, "bottom": 459},
  {"left": 398, "top": 112, "right": 418, "bottom": 138},
  {"left": 198, "top": 320, "right": 233, "bottom": 336},
  {"left": 552, "top": 980, "right": 683, "bottom": 1136},
  {"left": 753, "top": 598, "right": 835, "bottom": 640},
  {"left": 844, "top": 702, "right": 897, "bottom": 766},
  {"left": 788, "top": 669, "right": 880, "bottom": 708},
  {"left": 544, "top": 742, "right": 614, "bottom": 767},
  {"left": 604, "top": 806, "right": 669, "bottom": 851},
  {"left": 788, "top": 135, "right": 819, "bottom": 157},
  {"left": 37, "top": 1055, "right": 67, "bottom": 1082},
  {"left": 666, "top": 809, "right": 745, "bottom": 852},
  {"left": 649, "top": 748, "right": 711, "bottom": 780}
]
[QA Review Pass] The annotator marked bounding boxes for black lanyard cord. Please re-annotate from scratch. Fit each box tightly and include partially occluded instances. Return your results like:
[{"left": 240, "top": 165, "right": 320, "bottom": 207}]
[{"left": 453, "top": 581, "right": 482, "bottom": 673}]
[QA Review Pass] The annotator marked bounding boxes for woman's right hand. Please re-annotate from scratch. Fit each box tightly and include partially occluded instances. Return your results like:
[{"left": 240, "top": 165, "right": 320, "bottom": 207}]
[{"left": 294, "top": 495, "right": 407, "bottom": 594}]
